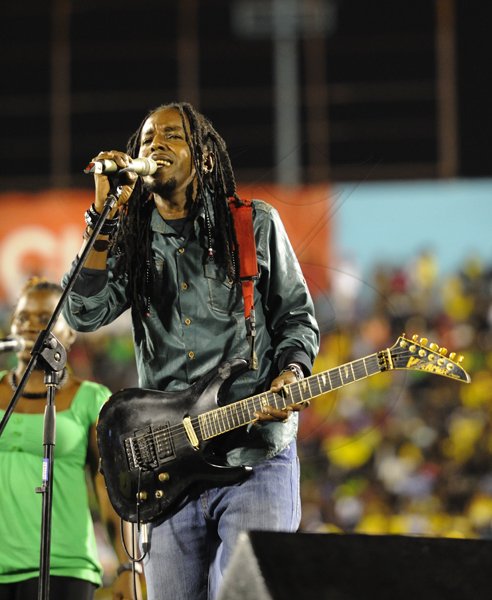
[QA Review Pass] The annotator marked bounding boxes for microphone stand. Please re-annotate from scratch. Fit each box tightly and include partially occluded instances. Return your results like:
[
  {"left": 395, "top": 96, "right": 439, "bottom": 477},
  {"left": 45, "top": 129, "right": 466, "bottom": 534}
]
[{"left": 0, "top": 183, "right": 123, "bottom": 600}]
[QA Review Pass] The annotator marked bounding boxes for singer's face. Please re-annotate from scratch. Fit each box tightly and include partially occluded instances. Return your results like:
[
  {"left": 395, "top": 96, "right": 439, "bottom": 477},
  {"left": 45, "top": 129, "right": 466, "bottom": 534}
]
[
  {"left": 138, "top": 108, "right": 195, "bottom": 196},
  {"left": 11, "top": 289, "right": 76, "bottom": 360}
]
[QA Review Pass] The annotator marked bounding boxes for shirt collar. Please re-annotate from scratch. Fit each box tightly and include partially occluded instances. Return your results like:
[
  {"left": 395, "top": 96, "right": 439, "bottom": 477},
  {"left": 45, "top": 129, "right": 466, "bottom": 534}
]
[
  {"left": 150, "top": 204, "right": 207, "bottom": 237},
  {"left": 150, "top": 195, "right": 214, "bottom": 235}
]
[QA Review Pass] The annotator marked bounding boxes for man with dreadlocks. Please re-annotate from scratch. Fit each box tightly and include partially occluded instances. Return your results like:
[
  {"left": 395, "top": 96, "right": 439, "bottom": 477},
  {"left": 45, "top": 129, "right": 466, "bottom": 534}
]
[{"left": 63, "top": 102, "right": 319, "bottom": 600}]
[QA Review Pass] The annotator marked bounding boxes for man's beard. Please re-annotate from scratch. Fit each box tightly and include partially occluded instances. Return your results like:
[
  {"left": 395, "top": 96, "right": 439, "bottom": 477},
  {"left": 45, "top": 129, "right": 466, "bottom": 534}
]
[{"left": 143, "top": 176, "right": 177, "bottom": 197}]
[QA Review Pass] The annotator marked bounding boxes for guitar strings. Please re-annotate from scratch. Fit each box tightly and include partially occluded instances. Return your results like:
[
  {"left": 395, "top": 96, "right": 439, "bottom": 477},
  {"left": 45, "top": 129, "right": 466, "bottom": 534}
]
[
  {"left": 130, "top": 352, "right": 386, "bottom": 462},
  {"left": 131, "top": 343, "right": 453, "bottom": 456},
  {"left": 139, "top": 352, "right": 383, "bottom": 446}
]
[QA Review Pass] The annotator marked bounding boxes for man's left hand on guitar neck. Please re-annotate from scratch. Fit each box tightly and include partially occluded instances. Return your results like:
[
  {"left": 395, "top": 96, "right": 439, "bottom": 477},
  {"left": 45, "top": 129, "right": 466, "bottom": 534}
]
[{"left": 255, "top": 363, "right": 309, "bottom": 423}]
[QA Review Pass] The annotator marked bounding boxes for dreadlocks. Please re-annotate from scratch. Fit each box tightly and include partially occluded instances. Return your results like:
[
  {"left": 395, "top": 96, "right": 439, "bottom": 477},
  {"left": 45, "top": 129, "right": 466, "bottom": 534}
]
[{"left": 112, "top": 102, "right": 240, "bottom": 316}]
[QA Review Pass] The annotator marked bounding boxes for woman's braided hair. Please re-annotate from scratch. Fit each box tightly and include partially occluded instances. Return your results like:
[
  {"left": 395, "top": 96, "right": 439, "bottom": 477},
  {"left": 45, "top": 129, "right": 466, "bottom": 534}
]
[
  {"left": 20, "top": 277, "right": 63, "bottom": 297},
  {"left": 112, "top": 102, "right": 240, "bottom": 316}
]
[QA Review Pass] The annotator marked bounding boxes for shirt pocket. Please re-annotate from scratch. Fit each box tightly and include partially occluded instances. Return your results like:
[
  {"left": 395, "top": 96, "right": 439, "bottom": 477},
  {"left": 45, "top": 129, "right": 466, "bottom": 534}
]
[{"left": 204, "top": 262, "right": 244, "bottom": 315}]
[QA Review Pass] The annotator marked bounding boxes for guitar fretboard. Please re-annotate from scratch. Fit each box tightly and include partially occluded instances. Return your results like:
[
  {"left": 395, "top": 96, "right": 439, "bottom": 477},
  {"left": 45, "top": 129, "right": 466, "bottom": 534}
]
[{"left": 198, "top": 352, "right": 382, "bottom": 440}]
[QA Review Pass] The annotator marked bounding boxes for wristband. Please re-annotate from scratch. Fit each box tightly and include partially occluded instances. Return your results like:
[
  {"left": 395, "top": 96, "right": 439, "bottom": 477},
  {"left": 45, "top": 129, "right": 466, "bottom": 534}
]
[
  {"left": 84, "top": 203, "right": 119, "bottom": 236},
  {"left": 92, "top": 239, "right": 111, "bottom": 252},
  {"left": 82, "top": 226, "right": 112, "bottom": 252}
]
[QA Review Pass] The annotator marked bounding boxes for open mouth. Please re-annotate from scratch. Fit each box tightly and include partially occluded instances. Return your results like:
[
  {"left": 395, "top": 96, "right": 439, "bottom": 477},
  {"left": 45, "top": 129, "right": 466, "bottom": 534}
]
[{"left": 153, "top": 158, "right": 173, "bottom": 168}]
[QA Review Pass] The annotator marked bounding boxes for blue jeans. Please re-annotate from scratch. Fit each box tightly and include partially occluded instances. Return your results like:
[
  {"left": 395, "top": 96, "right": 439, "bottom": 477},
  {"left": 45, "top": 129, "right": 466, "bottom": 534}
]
[{"left": 143, "top": 441, "right": 300, "bottom": 600}]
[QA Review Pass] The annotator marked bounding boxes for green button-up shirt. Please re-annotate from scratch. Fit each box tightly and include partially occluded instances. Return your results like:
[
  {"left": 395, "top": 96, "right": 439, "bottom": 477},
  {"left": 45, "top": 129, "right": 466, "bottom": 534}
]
[{"left": 63, "top": 200, "right": 319, "bottom": 465}]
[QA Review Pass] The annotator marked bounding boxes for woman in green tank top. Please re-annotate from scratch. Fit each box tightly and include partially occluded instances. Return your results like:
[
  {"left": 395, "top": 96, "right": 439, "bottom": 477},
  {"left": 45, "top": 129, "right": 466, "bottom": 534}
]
[{"left": 0, "top": 278, "right": 142, "bottom": 600}]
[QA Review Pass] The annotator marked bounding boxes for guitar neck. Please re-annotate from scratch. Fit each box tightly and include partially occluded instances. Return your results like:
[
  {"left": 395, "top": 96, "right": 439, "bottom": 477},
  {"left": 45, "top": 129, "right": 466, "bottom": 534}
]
[{"left": 198, "top": 351, "right": 383, "bottom": 441}]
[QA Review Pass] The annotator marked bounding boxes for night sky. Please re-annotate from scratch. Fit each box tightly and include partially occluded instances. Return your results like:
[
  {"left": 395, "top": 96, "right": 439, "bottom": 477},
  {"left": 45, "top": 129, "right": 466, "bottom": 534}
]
[{"left": 1, "top": 0, "right": 491, "bottom": 190}]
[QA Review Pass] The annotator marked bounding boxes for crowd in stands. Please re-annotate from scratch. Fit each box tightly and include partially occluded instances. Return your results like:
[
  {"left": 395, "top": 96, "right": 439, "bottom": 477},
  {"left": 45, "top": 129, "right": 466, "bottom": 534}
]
[{"left": 302, "top": 251, "right": 492, "bottom": 539}]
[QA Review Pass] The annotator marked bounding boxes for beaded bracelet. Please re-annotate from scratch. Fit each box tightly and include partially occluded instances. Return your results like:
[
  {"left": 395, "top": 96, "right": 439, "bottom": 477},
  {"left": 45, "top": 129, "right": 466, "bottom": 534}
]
[{"left": 84, "top": 203, "right": 120, "bottom": 236}]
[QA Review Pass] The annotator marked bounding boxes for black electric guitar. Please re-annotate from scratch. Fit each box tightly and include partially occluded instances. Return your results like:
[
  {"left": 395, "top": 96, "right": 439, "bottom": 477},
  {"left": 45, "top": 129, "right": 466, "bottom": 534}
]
[{"left": 97, "top": 334, "right": 470, "bottom": 523}]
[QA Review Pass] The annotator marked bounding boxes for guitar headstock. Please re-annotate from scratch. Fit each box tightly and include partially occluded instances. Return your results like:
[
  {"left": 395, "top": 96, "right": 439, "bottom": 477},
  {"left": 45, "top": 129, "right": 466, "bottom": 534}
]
[{"left": 381, "top": 334, "right": 471, "bottom": 383}]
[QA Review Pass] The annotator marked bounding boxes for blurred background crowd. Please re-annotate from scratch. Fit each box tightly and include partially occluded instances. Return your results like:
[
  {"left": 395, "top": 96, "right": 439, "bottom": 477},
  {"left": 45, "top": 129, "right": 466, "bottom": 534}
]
[{"left": 301, "top": 250, "right": 492, "bottom": 540}]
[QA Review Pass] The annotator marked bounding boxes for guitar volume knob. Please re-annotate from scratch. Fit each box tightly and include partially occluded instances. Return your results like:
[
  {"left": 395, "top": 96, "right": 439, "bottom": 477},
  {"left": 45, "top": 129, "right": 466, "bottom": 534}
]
[
  {"left": 137, "top": 491, "right": 148, "bottom": 501},
  {"left": 158, "top": 472, "right": 170, "bottom": 482},
  {"left": 155, "top": 490, "right": 165, "bottom": 499}
]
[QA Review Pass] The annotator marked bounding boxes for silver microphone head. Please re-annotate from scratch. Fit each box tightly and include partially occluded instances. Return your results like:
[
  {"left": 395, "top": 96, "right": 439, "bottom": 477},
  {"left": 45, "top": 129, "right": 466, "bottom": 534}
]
[{"left": 125, "top": 157, "right": 158, "bottom": 176}]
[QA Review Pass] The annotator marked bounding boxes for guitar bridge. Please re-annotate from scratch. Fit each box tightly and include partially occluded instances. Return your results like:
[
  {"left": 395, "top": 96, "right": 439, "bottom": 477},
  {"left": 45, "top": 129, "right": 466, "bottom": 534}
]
[{"left": 124, "top": 423, "right": 175, "bottom": 471}]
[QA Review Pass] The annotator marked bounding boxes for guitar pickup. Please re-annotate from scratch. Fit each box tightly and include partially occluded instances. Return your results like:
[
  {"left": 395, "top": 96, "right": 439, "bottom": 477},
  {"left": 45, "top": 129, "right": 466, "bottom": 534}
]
[{"left": 124, "top": 423, "right": 175, "bottom": 471}]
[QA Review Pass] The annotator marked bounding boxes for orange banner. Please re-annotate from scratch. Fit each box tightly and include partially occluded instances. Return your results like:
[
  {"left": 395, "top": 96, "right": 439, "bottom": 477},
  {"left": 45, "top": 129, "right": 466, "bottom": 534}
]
[
  {"left": 0, "top": 185, "right": 331, "bottom": 303},
  {"left": 0, "top": 190, "right": 92, "bottom": 303}
]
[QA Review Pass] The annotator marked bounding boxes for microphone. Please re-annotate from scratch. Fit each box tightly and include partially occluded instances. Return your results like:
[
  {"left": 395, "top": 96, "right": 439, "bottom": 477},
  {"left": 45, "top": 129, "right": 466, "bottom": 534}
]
[
  {"left": 84, "top": 157, "right": 158, "bottom": 176},
  {"left": 0, "top": 337, "right": 25, "bottom": 353}
]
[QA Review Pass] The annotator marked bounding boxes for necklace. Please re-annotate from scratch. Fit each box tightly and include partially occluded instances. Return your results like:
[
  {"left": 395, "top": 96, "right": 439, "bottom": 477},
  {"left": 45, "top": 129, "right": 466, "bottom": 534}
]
[{"left": 7, "top": 369, "right": 68, "bottom": 400}]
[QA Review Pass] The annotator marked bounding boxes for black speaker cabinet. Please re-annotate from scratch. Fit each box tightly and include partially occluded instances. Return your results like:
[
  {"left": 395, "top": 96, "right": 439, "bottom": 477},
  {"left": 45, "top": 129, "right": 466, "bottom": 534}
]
[{"left": 217, "top": 531, "right": 492, "bottom": 600}]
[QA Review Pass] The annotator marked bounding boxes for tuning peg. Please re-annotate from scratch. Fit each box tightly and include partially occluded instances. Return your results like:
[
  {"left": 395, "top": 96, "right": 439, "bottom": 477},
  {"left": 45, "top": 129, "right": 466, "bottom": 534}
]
[
  {"left": 449, "top": 352, "right": 456, "bottom": 361},
  {"left": 438, "top": 347, "right": 448, "bottom": 355},
  {"left": 429, "top": 342, "right": 439, "bottom": 351},
  {"left": 458, "top": 355, "right": 464, "bottom": 363},
  {"left": 412, "top": 334, "right": 419, "bottom": 342},
  {"left": 420, "top": 337, "right": 428, "bottom": 346}
]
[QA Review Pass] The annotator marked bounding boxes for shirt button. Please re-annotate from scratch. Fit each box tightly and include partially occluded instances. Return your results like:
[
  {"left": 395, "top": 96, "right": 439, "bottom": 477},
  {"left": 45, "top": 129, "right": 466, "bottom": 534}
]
[
  {"left": 184, "top": 318, "right": 192, "bottom": 326},
  {"left": 188, "top": 351, "right": 195, "bottom": 359},
  {"left": 178, "top": 248, "right": 185, "bottom": 254},
  {"left": 181, "top": 282, "right": 189, "bottom": 290}
]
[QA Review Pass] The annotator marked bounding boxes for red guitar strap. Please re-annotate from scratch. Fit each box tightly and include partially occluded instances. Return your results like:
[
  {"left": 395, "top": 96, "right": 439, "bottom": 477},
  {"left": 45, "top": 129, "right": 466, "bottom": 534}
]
[{"left": 228, "top": 197, "right": 259, "bottom": 369}]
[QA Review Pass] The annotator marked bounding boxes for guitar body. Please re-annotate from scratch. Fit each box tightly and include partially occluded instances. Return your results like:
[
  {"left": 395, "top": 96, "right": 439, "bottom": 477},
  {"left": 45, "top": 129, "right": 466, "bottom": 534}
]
[{"left": 97, "top": 358, "right": 252, "bottom": 523}]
